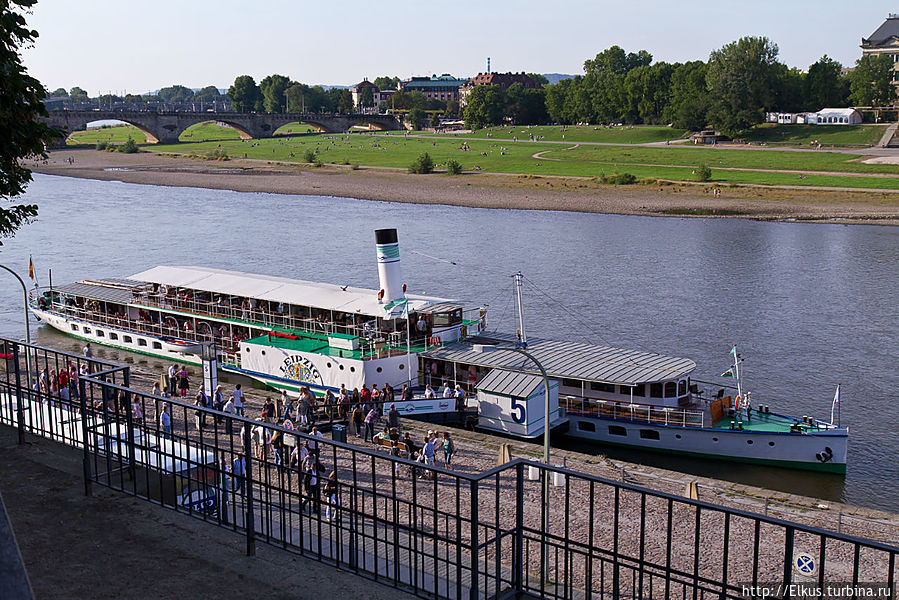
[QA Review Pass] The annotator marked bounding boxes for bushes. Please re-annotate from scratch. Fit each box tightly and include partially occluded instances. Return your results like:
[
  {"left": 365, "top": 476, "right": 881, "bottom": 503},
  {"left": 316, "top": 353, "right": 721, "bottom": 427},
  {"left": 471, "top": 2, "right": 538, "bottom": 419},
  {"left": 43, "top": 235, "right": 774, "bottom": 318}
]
[
  {"left": 95, "top": 141, "right": 108, "bottom": 150},
  {"left": 445, "top": 159, "right": 463, "bottom": 175},
  {"left": 205, "top": 148, "right": 229, "bottom": 161},
  {"left": 696, "top": 163, "right": 712, "bottom": 182},
  {"left": 597, "top": 172, "right": 637, "bottom": 185},
  {"left": 118, "top": 137, "right": 139, "bottom": 153},
  {"left": 302, "top": 149, "right": 316, "bottom": 163},
  {"left": 408, "top": 152, "right": 434, "bottom": 174}
]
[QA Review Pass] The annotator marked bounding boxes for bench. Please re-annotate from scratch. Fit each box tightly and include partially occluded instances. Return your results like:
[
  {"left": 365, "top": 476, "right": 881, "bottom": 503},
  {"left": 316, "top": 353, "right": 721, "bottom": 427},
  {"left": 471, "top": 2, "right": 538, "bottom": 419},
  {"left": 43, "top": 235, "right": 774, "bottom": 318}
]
[{"left": 373, "top": 436, "right": 409, "bottom": 457}]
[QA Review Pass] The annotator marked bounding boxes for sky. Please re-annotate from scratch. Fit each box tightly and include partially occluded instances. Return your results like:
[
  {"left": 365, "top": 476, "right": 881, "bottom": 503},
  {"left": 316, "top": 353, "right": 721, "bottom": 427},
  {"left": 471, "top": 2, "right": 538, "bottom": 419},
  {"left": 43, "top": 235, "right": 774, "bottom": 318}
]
[{"left": 20, "top": 0, "right": 896, "bottom": 96}]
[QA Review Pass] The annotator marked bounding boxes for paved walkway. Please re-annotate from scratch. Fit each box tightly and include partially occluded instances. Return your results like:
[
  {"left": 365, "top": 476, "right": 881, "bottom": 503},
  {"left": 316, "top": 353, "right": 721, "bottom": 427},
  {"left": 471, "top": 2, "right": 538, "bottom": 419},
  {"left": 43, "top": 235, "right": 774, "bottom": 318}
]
[{"left": 0, "top": 425, "right": 417, "bottom": 600}]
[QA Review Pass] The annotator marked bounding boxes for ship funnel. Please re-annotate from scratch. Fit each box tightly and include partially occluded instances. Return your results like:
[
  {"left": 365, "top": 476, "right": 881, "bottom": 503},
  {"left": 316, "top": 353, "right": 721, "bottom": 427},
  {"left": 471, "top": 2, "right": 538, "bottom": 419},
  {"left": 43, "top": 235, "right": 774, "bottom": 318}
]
[{"left": 375, "top": 228, "right": 405, "bottom": 304}]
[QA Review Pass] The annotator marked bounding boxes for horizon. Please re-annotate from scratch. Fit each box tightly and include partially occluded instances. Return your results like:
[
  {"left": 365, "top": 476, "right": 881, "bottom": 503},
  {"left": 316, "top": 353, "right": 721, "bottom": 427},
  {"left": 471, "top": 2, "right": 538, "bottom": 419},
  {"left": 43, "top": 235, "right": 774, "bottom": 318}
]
[{"left": 20, "top": 0, "right": 895, "bottom": 97}]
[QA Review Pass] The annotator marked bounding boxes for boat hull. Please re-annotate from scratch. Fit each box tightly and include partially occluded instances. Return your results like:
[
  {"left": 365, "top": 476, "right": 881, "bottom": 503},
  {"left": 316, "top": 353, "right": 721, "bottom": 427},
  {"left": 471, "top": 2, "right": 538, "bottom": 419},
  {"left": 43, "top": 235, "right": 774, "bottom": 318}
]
[{"left": 564, "top": 415, "right": 848, "bottom": 473}]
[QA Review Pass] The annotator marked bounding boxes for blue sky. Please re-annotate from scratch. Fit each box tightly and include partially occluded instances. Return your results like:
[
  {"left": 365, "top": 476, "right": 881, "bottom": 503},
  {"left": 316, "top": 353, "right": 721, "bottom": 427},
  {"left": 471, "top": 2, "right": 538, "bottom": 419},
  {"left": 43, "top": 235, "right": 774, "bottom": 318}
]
[{"left": 21, "top": 0, "right": 894, "bottom": 95}]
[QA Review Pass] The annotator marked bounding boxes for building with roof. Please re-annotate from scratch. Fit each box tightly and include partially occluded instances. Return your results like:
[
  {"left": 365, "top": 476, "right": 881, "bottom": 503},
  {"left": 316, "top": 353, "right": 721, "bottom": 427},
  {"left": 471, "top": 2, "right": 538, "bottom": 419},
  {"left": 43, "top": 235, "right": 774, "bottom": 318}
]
[
  {"left": 862, "top": 14, "right": 899, "bottom": 87},
  {"left": 458, "top": 72, "right": 539, "bottom": 106},
  {"left": 351, "top": 79, "right": 381, "bottom": 113},
  {"left": 808, "top": 108, "right": 863, "bottom": 125},
  {"left": 400, "top": 74, "right": 468, "bottom": 103}
]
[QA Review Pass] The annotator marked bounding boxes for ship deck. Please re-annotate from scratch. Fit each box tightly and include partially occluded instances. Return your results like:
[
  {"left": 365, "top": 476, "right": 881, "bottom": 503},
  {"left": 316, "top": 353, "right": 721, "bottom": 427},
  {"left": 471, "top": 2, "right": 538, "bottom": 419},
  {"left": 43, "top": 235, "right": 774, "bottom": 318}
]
[{"left": 712, "top": 411, "right": 809, "bottom": 433}]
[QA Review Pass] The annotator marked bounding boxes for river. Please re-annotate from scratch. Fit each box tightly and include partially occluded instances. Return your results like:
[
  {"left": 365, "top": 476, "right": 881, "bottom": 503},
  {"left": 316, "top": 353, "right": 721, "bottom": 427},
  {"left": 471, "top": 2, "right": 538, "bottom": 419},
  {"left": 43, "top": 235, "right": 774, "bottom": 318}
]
[{"left": 1, "top": 174, "right": 897, "bottom": 511}]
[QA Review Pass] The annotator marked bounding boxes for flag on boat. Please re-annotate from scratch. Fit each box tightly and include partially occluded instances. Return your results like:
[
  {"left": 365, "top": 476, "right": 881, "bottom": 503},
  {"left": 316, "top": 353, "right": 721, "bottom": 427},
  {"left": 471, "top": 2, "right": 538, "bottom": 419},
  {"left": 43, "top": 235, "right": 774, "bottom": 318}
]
[
  {"left": 720, "top": 368, "right": 734, "bottom": 378},
  {"left": 830, "top": 384, "right": 841, "bottom": 424},
  {"left": 28, "top": 255, "right": 34, "bottom": 281},
  {"left": 729, "top": 345, "right": 737, "bottom": 357}
]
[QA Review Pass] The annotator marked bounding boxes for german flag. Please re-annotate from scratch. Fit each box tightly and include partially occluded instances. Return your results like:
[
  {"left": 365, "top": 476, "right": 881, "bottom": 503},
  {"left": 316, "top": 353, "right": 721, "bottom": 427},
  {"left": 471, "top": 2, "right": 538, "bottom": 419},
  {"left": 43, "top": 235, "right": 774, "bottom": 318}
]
[{"left": 28, "top": 255, "right": 34, "bottom": 281}]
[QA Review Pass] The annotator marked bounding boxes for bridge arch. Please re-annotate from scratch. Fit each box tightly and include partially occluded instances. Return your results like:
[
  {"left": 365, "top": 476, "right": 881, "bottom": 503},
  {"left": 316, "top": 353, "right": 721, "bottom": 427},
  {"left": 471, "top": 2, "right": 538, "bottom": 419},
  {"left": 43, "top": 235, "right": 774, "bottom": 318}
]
[
  {"left": 273, "top": 121, "right": 328, "bottom": 136},
  {"left": 178, "top": 119, "right": 254, "bottom": 142}
]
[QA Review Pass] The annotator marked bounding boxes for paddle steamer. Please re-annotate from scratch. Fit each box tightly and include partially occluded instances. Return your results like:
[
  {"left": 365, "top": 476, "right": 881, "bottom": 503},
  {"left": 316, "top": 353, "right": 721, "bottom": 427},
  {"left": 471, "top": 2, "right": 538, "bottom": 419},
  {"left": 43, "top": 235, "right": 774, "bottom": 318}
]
[{"left": 29, "top": 228, "right": 848, "bottom": 472}]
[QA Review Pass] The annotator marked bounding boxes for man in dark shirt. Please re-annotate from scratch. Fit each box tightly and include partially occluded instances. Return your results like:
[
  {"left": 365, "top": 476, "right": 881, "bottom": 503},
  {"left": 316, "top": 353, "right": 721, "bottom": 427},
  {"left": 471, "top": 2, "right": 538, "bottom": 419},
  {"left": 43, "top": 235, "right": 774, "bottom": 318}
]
[
  {"left": 401, "top": 383, "right": 413, "bottom": 402},
  {"left": 387, "top": 404, "right": 400, "bottom": 430}
]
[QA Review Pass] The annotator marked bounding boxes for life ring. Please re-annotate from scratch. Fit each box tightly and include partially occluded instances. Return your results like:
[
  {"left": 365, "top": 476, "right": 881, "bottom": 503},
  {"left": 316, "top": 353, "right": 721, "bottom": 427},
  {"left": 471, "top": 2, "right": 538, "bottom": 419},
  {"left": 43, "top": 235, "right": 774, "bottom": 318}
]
[
  {"left": 430, "top": 336, "right": 441, "bottom": 346},
  {"left": 734, "top": 395, "right": 742, "bottom": 410},
  {"left": 460, "top": 326, "right": 467, "bottom": 338},
  {"left": 436, "top": 336, "right": 441, "bottom": 345}
]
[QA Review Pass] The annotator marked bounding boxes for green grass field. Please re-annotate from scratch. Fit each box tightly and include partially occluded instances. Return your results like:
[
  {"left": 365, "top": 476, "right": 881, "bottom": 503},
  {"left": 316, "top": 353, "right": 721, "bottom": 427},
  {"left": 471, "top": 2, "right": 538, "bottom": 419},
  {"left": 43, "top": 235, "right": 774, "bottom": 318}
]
[
  {"left": 418, "top": 124, "right": 689, "bottom": 144},
  {"left": 66, "top": 124, "right": 149, "bottom": 144},
  {"left": 739, "top": 123, "right": 886, "bottom": 147}
]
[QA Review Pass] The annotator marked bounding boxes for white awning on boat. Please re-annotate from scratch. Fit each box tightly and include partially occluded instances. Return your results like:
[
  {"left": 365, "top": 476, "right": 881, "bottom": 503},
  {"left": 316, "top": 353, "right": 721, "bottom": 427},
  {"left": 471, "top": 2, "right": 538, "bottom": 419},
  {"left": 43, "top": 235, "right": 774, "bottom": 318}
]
[{"left": 129, "top": 266, "right": 458, "bottom": 318}]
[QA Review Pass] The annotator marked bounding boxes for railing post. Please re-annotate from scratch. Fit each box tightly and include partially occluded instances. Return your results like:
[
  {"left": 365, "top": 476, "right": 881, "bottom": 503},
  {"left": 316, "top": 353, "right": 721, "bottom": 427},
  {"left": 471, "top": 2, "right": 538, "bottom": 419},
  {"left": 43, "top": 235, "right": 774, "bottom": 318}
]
[
  {"left": 782, "top": 526, "right": 794, "bottom": 593},
  {"left": 12, "top": 344, "right": 24, "bottom": 445},
  {"left": 122, "top": 368, "right": 136, "bottom": 482},
  {"left": 243, "top": 422, "right": 256, "bottom": 556},
  {"left": 78, "top": 378, "right": 92, "bottom": 496},
  {"left": 513, "top": 462, "right": 524, "bottom": 593},
  {"left": 469, "top": 479, "right": 479, "bottom": 600}
]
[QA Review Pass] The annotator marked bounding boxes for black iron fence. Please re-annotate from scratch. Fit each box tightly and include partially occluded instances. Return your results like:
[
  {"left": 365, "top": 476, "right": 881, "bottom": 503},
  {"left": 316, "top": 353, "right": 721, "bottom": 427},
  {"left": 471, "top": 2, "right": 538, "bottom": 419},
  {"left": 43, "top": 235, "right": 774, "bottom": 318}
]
[{"left": 0, "top": 337, "right": 895, "bottom": 599}]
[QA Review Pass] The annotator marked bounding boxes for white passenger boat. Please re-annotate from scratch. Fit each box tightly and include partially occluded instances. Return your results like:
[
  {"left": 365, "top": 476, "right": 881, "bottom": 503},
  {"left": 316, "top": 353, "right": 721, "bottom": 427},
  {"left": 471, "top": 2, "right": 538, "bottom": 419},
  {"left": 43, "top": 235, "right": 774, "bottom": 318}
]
[{"left": 29, "top": 228, "right": 847, "bottom": 472}]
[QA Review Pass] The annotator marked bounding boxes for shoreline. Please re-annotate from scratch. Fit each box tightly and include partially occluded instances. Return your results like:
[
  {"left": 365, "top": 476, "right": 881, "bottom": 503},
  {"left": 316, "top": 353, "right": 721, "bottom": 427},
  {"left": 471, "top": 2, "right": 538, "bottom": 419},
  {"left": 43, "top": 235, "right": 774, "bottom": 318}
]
[{"left": 29, "top": 148, "right": 899, "bottom": 225}]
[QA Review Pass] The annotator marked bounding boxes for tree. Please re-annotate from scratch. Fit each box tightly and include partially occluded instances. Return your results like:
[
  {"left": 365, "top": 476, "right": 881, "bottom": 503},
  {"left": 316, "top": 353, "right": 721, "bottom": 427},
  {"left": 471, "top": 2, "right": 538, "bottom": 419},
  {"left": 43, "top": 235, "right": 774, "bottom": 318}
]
[
  {"left": 805, "top": 56, "right": 847, "bottom": 111},
  {"left": 193, "top": 85, "right": 221, "bottom": 102},
  {"left": 624, "top": 62, "right": 674, "bottom": 123},
  {"left": 527, "top": 73, "right": 549, "bottom": 87},
  {"left": 358, "top": 86, "right": 374, "bottom": 108},
  {"left": 259, "top": 74, "right": 293, "bottom": 113},
  {"left": 445, "top": 99, "right": 460, "bottom": 118},
  {"left": 68, "top": 86, "right": 87, "bottom": 98},
  {"left": 408, "top": 152, "right": 434, "bottom": 174},
  {"left": 1, "top": 0, "right": 55, "bottom": 244},
  {"left": 48, "top": 87, "right": 67, "bottom": 97},
  {"left": 505, "top": 83, "right": 547, "bottom": 125},
  {"left": 772, "top": 64, "right": 805, "bottom": 112},
  {"left": 228, "top": 75, "right": 263, "bottom": 112},
  {"left": 665, "top": 61, "right": 709, "bottom": 130},
  {"left": 584, "top": 46, "right": 652, "bottom": 76},
  {"left": 429, "top": 112, "right": 441, "bottom": 128},
  {"left": 706, "top": 36, "right": 780, "bottom": 136},
  {"left": 849, "top": 54, "right": 896, "bottom": 108},
  {"left": 373, "top": 76, "right": 400, "bottom": 91},
  {"left": 463, "top": 85, "right": 504, "bottom": 129},
  {"left": 406, "top": 107, "right": 426, "bottom": 130},
  {"left": 157, "top": 85, "right": 194, "bottom": 103},
  {"left": 328, "top": 88, "right": 354, "bottom": 114},
  {"left": 390, "top": 90, "right": 427, "bottom": 110}
]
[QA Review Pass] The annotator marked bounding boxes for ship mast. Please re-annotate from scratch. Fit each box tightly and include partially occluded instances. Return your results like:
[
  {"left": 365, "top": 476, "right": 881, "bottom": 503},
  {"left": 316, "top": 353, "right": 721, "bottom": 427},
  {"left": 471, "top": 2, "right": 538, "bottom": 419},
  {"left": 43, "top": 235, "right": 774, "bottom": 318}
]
[{"left": 514, "top": 272, "right": 527, "bottom": 348}]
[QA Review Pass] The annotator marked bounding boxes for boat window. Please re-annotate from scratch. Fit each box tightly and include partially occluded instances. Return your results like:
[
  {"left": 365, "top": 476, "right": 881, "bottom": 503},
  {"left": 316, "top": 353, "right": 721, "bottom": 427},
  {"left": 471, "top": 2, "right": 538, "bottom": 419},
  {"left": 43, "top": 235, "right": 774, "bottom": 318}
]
[
  {"left": 109, "top": 333, "right": 118, "bottom": 340},
  {"left": 561, "top": 379, "right": 582, "bottom": 389},
  {"left": 432, "top": 309, "right": 461, "bottom": 328},
  {"left": 138, "top": 339, "right": 147, "bottom": 347},
  {"left": 678, "top": 380, "right": 687, "bottom": 396},
  {"left": 664, "top": 382, "right": 677, "bottom": 397},
  {"left": 577, "top": 421, "right": 596, "bottom": 432},
  {"left": 650, "top": 383, "right": 663, "bottom": 398},
  {"left": 639, "top": 429, "right": 660, "bottom": 440},
  {"left": 83, "top": 327, "right": 91, "bottom": 334},
  {"left": 124, "top": 336, "right": 132, "bottom": 343},
  {"left": 96, "top": 330, "right": 104, "bottom": 338},
  {"left": 590, "top": 382, "right": 615, "bottom": 393},
  {"left": 152, "top": 342, "right": 162, "bottom": 350},
  {"left": 71, "top": 324, "right": 79, "bottom": 332},
  {"left": 608, "top": 425, "right": 627, "bottom": 437},
  {"left": 632, "top": 384, "right": 646, "bottom": 397}
]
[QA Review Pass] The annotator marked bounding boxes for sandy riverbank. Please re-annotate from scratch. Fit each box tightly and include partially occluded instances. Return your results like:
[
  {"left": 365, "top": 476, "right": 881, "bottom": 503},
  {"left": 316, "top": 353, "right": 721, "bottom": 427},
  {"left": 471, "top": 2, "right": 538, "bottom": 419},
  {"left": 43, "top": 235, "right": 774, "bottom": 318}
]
[{"left": 29, "top": 148, "right": 899, "bottom": 225}]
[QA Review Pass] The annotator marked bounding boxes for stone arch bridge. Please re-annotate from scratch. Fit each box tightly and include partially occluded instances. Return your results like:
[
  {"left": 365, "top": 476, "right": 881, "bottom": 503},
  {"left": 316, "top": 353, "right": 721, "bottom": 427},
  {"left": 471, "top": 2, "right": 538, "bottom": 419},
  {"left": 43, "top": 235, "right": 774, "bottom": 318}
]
[{"left": 43, "top": 110, "right": 404, "bottom": 144}]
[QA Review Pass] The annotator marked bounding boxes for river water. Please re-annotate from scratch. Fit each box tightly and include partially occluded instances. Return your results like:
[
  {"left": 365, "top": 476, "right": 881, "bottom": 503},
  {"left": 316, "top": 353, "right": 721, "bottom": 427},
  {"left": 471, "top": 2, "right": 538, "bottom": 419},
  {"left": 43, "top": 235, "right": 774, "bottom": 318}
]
[{"left": 1, "top": 174, "right": 897, "bottom": 511}]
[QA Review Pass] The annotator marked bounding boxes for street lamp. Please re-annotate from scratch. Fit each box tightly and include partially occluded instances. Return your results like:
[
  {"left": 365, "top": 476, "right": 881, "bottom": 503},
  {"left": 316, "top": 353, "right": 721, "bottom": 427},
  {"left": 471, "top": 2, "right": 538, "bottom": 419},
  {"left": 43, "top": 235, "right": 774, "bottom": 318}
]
[
  {"left": 0, "top": 264, "right": 33, "bottom": 387},
  {"left": 0, "top": 264, "right": 32, "bottom": 348}
]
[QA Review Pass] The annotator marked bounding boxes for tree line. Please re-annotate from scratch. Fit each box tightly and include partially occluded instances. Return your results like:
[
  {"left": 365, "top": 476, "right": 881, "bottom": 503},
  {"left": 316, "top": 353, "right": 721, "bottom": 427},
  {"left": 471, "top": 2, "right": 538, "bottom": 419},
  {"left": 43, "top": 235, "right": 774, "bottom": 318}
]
[{"left": 463, "top": 38, "right": 895, "bottom": 135}]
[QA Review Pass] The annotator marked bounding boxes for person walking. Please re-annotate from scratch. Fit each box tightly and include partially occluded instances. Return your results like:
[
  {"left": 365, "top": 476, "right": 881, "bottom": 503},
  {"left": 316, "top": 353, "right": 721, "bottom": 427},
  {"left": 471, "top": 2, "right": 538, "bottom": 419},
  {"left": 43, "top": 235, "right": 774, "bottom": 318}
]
[
  {"left": 323, "top": 471, "right": 340, "bottom": 522},
  {"left": 387, "top": 403, "right": 400, "bottom": 431},
  {"left": 309, "top": 426, "right": 324, "bottom": 459},
  {"left": 231, "top": 384, "right": 245, "bottom": 416},
  {"left": 223, "top": 396, "right": 237, "bottom": 435},
  {"left": 301, "top": 457, "right": 319, "bottom": 514},
  {"left": 178, "top": 366, "right": 189, "bottom": 398},
  {"left": 442, "top": 432, "right": 455, "bottom": 469},
  {"left": 352, "top": 404, "right": 364, "bottom": 437},
  {"left": 363, "top": 407, "right": 378, "bottom": 442},
  {"left": 194, "top": 389, "right": 207, "bottom": 431},
  {"left": 159, "top": 405, "right": 172, "bottom": 439},
  {"left": 167, "top": 364, "right": 178, "bottom": 396},
  {"left": 232, "top": 453, "right": 246, "bottom": 495},
  {"left": 213, "top": 385, "right": 225, "bottom": 424}
]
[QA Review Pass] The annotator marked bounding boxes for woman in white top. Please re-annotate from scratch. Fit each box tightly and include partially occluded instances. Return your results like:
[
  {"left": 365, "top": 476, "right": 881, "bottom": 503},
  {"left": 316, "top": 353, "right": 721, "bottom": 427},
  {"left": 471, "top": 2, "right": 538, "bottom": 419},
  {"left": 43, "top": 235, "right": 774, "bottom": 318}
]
[{"left": 424, "top": 385, "right": 436, "bottom": 399}]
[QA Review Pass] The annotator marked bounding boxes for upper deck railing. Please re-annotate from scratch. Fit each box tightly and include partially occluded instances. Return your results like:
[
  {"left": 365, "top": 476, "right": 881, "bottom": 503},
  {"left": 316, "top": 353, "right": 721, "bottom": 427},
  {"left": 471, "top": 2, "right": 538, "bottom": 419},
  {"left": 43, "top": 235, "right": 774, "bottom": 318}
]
[{"left": 561, "top": 396, "right": 706, "bottom": 428}]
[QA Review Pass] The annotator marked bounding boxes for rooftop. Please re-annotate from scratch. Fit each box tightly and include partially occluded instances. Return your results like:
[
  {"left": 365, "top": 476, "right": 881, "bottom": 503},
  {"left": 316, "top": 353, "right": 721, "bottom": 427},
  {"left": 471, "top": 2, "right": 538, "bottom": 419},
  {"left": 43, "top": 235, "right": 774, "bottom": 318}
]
[
  {"left": 128, "top": 266, "right": 458, "bottom": 319},
  {"left": 862, "top": 15, "right": 899, "bottom": 46},
  {"left": 421, "top": 332, "right": 695, "bottom": 385}
]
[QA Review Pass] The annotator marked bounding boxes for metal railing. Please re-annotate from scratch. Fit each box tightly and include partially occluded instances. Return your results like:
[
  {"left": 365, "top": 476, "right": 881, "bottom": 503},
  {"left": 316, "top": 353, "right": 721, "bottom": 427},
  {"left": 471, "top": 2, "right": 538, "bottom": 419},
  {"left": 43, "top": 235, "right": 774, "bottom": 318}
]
[
  {"left": 0, "top": 338, "right": 895, "bottom": 600},
  {"left": 561, "top": 396, "right": 706, "bottom": 428}
]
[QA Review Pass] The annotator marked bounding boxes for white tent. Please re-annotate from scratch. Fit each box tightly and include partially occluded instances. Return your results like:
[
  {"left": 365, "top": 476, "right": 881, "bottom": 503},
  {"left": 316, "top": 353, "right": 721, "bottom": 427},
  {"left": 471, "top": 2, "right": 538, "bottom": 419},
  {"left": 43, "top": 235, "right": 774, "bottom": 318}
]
[{"left": 809, "top": 108, "right": 863, "bottom": 125}]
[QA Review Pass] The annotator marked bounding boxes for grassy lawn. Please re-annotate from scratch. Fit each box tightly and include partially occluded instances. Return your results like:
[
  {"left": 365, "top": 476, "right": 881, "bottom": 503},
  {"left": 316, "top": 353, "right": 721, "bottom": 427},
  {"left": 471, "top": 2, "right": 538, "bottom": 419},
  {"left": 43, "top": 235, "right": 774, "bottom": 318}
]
[
  {"left": 146, "top": 131, "right": 899, "bottom": 191},
  {"left": 739, "top": 123, "right": 887, "bottom": 147},
  {"left": 179, "top": 121, "right": 243, "bottom": 141},
  {"left": 67, "top": 124, "right": 149, "bottom": 144},
  {"left": 541, "top": 144, "right": 899, "bottom": 174},
  {"left": 417, "top": 124, "right": 690, "bottom": 144}
]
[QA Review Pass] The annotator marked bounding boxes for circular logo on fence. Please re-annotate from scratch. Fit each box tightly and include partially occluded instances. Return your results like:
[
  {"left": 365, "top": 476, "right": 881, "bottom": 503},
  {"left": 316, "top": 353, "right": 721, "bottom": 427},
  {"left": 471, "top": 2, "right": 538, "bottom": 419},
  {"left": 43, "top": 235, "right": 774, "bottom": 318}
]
[
  {"left": 283, "top": 419, "right": 294, "bottom": 431},
  {"left": 793, "top": 552, "right": 817, "bottom": 577}
]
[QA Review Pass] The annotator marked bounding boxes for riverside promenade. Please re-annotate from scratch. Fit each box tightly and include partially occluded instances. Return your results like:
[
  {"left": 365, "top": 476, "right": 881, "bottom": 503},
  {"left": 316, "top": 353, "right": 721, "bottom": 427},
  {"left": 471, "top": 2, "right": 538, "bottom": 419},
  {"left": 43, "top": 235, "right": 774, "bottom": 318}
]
[{"left": 1, "top": 337, "right": 896, "bottom": 599}]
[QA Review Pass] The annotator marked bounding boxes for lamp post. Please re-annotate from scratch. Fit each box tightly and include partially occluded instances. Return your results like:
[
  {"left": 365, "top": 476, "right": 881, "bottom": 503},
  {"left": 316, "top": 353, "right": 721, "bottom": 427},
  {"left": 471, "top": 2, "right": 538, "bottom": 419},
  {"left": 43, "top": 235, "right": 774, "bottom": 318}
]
[{"left": 0, "top": 264, "right": 33, "bottom": 385}]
